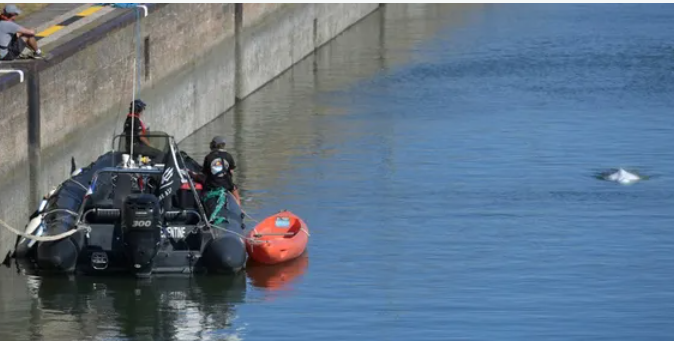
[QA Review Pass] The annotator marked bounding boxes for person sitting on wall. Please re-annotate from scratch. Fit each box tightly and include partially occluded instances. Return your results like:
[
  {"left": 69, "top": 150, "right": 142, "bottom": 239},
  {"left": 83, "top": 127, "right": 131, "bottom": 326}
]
[
  {"left": 0, "top": 5, "right": 44, "bottom": 61},
  {"left": 189, "top": 136, "right": 243, "bottom": 223},
  {"left": 123, "top": 99, "right": 165, "bottom": 161}
]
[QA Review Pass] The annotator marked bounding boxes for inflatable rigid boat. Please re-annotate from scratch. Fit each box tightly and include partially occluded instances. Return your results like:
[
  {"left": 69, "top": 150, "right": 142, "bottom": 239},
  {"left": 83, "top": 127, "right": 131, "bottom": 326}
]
[{"left": 12, "top": 133, "right": 248, "bottom": 277}]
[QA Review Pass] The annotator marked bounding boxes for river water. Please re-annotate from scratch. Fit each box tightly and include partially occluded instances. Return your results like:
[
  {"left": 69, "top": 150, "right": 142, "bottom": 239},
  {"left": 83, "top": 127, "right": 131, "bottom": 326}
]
[{"left": 2, "top": 3, "right": 674, "bottom": 341}]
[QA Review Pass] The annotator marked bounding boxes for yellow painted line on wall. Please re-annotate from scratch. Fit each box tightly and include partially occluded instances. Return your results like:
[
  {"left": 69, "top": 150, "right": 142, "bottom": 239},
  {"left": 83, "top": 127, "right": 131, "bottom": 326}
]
[
  {"left": 76, "top": 6, "right": 104, "bottom": 17},
  {"left": 35, "top": 5, "right": 106, "bottom": 41},
  {"left": 36, "top": 25, "right": 65, "bottom": 38}
]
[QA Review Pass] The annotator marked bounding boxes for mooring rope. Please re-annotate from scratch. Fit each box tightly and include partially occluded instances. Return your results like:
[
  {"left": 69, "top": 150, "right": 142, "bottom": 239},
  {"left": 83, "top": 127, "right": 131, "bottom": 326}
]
[
  {"left": 210, "top": 223, "right": 264, "bottom": 245},
  {"left": 0, "top": 217, "right": 91, "bottom": 242}
]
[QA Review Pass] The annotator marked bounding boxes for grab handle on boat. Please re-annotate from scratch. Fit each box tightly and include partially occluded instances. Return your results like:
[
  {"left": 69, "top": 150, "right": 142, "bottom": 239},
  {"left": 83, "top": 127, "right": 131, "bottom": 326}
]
[{"left": 253, "top": 232, "right": 295, "bottom": 237}]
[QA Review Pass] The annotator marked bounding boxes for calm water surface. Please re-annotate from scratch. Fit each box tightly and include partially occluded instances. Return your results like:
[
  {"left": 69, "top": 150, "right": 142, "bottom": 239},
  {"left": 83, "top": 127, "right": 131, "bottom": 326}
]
[{"left": 2, "top": 4, "right": 674, "bottom": 341}]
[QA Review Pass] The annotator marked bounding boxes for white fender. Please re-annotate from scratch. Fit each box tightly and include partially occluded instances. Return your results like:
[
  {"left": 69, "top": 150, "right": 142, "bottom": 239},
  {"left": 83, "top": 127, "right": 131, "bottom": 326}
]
[
  {"left": 37, "top": 199, "right": 48, "bottom": 213},
  {"left": 24, "top": 215, "right": 43, "bottom": 235},
  {"left": 19, "top": 214, "right": 44, "bottom": 248}
]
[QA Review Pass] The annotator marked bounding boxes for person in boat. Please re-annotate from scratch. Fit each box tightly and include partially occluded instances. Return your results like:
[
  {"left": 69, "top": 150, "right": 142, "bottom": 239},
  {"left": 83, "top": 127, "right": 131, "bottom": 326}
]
[
  {"left": 189, "top": 136, "right": 242, "bottom": 219},
  {"left": 0, "top": 5, "right": 44, "bottom": 61},
  {"left": 123, "top": 99, "right": 165, "bottom": 161}
]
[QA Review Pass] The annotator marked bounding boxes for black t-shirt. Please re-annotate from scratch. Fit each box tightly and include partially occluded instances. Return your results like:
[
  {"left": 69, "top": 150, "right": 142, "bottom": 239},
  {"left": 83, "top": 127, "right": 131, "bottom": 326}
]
[
  {"left": 202, "top": 150, "right": 236, "bottom": 191},
  {"left": 123, "top": 115, "right": 144, "bottom": 147}
]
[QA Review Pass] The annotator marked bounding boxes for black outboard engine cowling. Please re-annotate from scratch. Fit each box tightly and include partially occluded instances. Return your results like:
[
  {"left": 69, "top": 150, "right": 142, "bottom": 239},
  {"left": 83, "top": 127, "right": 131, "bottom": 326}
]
[{"left": 122, "top": 193, "right": 161, "bottom": 276}]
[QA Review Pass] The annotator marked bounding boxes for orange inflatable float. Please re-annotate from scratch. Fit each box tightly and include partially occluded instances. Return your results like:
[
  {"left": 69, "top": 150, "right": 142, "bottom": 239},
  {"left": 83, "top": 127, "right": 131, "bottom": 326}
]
[{"left": 245, "top": 210, "right": 310, "bottom": 265}]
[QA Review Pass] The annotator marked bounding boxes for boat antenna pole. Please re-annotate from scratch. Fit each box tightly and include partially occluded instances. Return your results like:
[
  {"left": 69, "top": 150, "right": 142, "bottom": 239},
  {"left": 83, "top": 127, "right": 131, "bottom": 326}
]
[{"left": 129, "top": 8, "right": 142, "bottom": 163}]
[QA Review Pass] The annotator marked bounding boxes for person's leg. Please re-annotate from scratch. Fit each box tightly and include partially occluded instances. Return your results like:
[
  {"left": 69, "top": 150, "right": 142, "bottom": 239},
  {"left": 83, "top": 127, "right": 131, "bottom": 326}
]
[
  {"left": 0, "top": 50, "right": 17, "bottom": 61},
  {"left": 230, "top": 185, "right": 242, "bottom": 206},
  {"left": 13, "top": 36, "right": 40, "bottom": 59},
  {"left": 22, "top": 35, "right": 39, "bottom": 53}
]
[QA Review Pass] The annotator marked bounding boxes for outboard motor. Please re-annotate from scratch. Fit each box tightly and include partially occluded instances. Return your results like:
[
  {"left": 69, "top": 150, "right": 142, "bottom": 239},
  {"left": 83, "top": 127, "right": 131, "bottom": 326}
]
[{"left": 121, "top": 193, "right": 161, "bottom": 276}]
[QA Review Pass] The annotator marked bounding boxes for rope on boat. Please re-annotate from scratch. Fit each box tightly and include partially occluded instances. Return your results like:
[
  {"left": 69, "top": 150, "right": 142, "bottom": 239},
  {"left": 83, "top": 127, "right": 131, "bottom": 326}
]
[
  {"left": 242, "top": 211, "right": 260, "bottom": 224},
  {"left": 0, "top": 217, "right": 91, "bottom": 242},
  {"left": 204, "top": 188, "right": 228, "bottom": 225},
  {"left": 210, "top": 223, "right": 265, "bottom": 245}
]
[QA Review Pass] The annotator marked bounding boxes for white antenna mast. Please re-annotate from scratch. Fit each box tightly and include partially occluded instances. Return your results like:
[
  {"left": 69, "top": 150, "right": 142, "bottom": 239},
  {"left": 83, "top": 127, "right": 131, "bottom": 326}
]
[{"left": 129, "top": 6, "right": 149, "bottom": 165}]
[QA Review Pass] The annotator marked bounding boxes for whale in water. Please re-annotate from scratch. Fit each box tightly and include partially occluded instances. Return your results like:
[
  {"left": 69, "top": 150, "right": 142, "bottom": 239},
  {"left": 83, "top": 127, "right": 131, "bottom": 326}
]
[{"left": 602, "top": 168, "right": 642, "bottom": 185}]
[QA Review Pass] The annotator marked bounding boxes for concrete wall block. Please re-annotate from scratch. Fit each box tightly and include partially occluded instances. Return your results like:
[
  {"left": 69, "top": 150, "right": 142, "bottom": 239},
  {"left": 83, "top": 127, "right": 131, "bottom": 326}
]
[
  {"left": 242, "top": 3, "right": 285, "bottom": 29},
  {"left": 144, "top": 4, "right": 235, "bottom": 87},
  {"left": 290, "top": 6, "right": 317, "bottom": 65},
  {"left": 39, "top": 24, "right": 136, "bottom": 149},
  {"left": 0, "top": 165, "right": 30, "bottom": 261},
  {"left": 192, "top": 45, "right": 236, "bottom": 133},
  {"left": 0, "top": 81, "right": 27, "bottom": 177},
  {"left": 239, "top": 5, "right": 315, "bottom": 99},
  {"left": 315, "top": 4, "right": 379, "bottom": 48}
]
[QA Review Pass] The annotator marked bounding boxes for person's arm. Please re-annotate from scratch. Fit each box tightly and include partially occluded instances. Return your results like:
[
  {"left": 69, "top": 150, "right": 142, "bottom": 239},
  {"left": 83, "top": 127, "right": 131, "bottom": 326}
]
[
  {"left": 140, "top": 135, "right": 153, "bottom": 146},
  {"left": 16, "top": 26, "right": 35, "bottom": 36},
  {"left": 135, "top": 119, "right": 153, "bottom": 146},
  {"left": 225, "top": 154, "right": 236, "bottom": 174},
  {"left": 6, "top": 22, "right": 34, "bottom": 37}
]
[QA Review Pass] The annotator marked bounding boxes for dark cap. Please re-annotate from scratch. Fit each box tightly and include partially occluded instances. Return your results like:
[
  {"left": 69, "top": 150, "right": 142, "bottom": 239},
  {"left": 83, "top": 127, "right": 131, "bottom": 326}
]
[
  {"left": 210, "top": 136, "right": 226, "bottom": 149},
  {"left": 2, "top": 5, "right": 21, "bottom": 16},
  {"left": 129, "top": 99, "right": 146, "bottom": 114}
]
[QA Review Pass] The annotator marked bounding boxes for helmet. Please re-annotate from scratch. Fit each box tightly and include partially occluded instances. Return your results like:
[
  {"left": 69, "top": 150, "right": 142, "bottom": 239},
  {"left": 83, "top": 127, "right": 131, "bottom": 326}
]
[
  {"left": 210, "top": 136, "right": 226, "bottom": 150},
  {"left": 129, "top": 99, "right": 146, "bottom": 114}
]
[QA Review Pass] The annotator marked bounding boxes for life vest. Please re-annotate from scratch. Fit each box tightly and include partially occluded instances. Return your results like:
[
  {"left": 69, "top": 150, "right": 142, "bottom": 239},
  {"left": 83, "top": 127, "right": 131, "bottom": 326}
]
[{"left": 126, "top": 113, "right": 147, "bottom": 135}]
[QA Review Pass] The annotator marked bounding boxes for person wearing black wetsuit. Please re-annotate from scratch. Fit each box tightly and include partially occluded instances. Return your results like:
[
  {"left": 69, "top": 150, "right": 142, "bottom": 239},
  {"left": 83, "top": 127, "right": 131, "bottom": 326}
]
[
  {"left": 190, "top": 136, "right": 241, "bottom": 205},
  {"left": 123, "top": 99, "right": 164, "bottom": 161}
]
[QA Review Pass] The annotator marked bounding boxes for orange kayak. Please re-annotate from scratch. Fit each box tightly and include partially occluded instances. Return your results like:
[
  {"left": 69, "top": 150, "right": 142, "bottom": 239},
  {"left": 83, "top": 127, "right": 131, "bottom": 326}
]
[{"left": 245, "top": 210, "right": 310, "bottom": 265}]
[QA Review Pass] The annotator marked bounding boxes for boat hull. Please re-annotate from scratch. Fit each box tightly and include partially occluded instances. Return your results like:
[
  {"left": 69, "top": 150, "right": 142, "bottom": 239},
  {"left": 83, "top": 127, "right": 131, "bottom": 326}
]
[{"left": 13, "top": 149, "right": 248, "bottom": 277}]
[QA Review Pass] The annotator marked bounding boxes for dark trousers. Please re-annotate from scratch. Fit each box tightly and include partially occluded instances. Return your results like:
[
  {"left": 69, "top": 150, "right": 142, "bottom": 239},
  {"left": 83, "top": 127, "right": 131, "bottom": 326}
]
[{"left": 0, "top": 35, "right": 27, "bottom": 61}]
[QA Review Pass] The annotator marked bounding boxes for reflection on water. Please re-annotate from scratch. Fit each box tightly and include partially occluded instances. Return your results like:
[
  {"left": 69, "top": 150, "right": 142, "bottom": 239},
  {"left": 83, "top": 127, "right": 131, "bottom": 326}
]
[
  {"left": 246, "top": 252, "right": 310, "bottom": 292},
  {"left": 25, "top": 274, "right": 247, "bottom": 341},
  {"left": 1, "top": 256, "right": 311, "bottom": 341}
]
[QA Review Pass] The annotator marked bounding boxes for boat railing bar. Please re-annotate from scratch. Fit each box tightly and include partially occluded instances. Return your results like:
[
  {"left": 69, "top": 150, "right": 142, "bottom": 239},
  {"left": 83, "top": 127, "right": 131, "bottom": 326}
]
[
  {"left": 42, "top": 209, "right": 79, "bottom": 218},
  {"left": 110, "top": 133, "right": 178, "bottom": 153}
]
